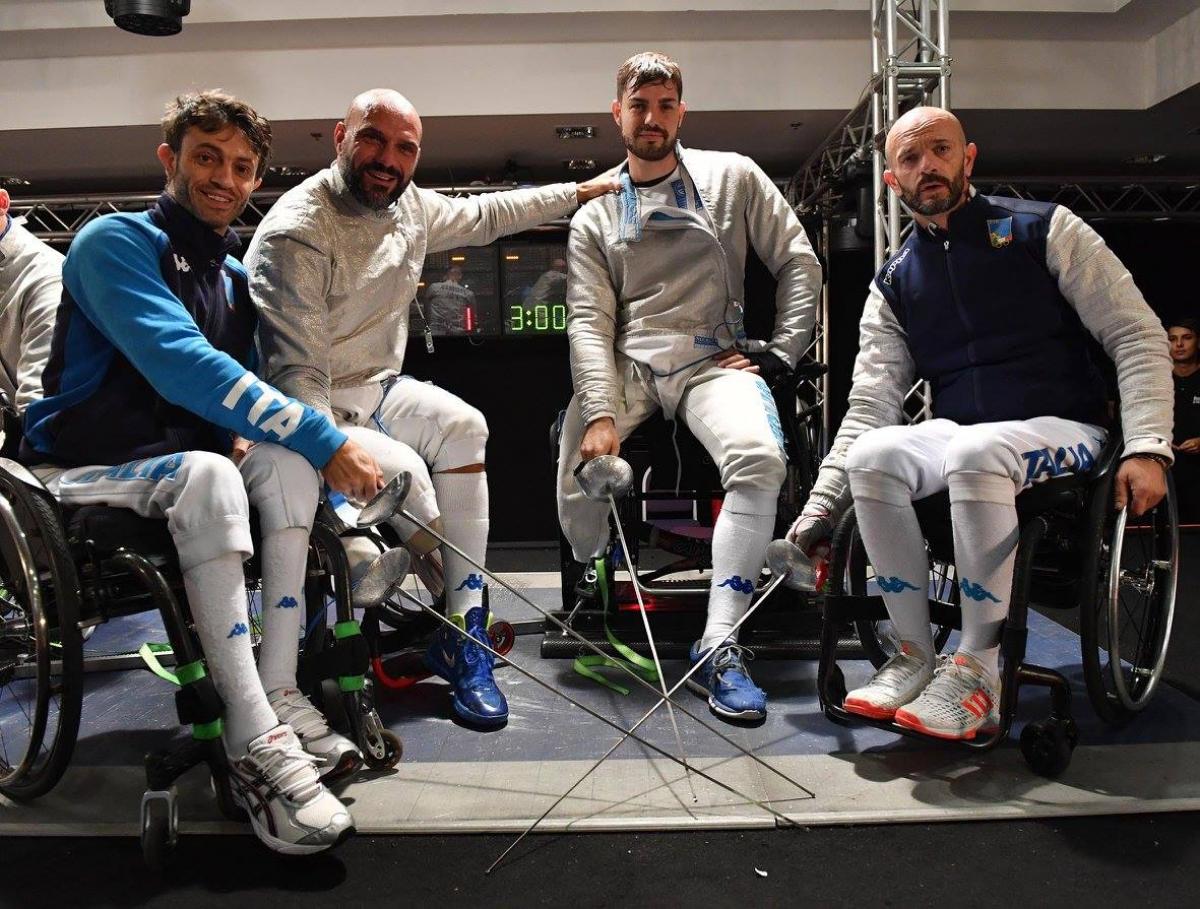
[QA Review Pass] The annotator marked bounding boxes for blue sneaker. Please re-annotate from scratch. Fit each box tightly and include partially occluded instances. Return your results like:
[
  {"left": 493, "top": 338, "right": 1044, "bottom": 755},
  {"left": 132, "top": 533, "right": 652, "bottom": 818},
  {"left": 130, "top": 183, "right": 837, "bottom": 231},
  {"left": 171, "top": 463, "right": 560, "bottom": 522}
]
[
  {"left": 424, "top": 607, "right": 509, "bottom": 728},
  {"left": 686, "top": 641, "right": 767, "bottom": 721}
]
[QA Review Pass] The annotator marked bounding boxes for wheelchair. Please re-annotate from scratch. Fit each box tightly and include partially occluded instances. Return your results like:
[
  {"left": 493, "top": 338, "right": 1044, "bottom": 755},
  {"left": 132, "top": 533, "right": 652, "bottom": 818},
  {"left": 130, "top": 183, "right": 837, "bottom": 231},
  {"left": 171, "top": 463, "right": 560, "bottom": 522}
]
[
  {"left": 544, "top": 360, "right": 833, "bottom": 663},
  {"left": 0, "top": 445, "right": 411, "bottom": 867},
  {"left": 817, "top": 429, "right": 1179, "bottom": 777}
]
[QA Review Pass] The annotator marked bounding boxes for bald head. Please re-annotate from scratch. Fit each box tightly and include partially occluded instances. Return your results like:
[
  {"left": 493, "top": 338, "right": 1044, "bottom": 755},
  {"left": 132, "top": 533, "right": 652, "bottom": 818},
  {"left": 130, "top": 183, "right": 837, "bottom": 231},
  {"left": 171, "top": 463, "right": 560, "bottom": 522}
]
[
  {"left": 345, "top": 88, "right": 422, "bottom": 138},
  {"left": 883, "top": 106, "right": 976, "bottom": 221},
  {"left": 334, "top": 88, "right": 423, "bottom": 210}
]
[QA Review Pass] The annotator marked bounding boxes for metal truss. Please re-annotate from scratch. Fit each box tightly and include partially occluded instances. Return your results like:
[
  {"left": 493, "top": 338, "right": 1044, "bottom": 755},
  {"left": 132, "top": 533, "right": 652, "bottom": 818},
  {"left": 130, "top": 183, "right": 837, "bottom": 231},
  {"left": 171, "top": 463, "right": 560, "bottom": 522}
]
[
  {"left": 974, "top": 178, "right": 1200, "bottom": 222},
  {"left": 9, "top": 184, "right": 522, "bottom": 248}
]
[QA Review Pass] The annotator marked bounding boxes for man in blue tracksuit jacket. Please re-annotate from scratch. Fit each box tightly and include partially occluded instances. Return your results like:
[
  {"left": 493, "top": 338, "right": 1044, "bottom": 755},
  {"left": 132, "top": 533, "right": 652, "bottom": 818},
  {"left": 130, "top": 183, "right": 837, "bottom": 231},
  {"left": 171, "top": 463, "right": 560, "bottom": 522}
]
[
  {"left": 20, "top": 91, "right": 384, "bottom": 855},
  {"left": 787, "top": 107, "right": 1172, "bottom": 741}
]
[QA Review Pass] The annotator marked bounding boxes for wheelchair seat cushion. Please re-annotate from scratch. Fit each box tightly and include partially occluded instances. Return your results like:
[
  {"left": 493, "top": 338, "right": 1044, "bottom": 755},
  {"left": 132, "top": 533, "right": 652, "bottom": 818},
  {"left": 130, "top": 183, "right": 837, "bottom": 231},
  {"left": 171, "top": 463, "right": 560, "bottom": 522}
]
[{"left": 65, "top": 505, "right": 175, "bottom": 557}]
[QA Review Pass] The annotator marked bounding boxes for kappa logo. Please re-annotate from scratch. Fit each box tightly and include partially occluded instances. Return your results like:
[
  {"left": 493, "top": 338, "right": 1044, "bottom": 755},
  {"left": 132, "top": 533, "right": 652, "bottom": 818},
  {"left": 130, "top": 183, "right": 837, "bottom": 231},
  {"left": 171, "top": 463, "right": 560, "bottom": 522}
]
[
  {"left": 276, "top": 596, "right": 298, "bottom": 609},
  {"left": 881, "top": 247, "right": 911, "bottom": 286},
  {"left": 173, "top": 253, "right": 191, "bottom": 273},
  {"left": 455, "top": 574, "right": 485, "bottom": 592},
  {"left": 987, "top": 217, "right": 1014, "bottom": 249},
  {"left": 959, "top": 578, "right": 1001, "bottom": 603},
  {"left": 877, "top": 576, "right": 919, "bottom": 594},
  {"left": 226, "top": 622, "right": 249, "bottom": 638},
  {"left": 718, "top": 576, "right": 755, "bottom": 595}
]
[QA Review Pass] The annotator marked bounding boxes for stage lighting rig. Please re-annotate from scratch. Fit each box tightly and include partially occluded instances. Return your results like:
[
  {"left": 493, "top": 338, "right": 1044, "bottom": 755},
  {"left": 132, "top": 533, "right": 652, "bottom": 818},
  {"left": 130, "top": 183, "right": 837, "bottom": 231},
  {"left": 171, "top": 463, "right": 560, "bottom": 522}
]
[{"left": 104, "top": 1, "right": 191, "bottom": 37}]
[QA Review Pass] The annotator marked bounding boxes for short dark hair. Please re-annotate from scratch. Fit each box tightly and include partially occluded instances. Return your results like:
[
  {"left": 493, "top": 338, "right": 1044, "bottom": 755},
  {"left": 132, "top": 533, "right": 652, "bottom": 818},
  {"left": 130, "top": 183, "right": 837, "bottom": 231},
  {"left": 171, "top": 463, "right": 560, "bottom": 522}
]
[
  {"left": 616, "top": 52, "right": 683, "bottom": 101},
  {"left": 161, "top": 90, "right": 273, "bottom": 178},
  {"left": 1168, "top": 318, "right": 1200, "bottom": 334}
]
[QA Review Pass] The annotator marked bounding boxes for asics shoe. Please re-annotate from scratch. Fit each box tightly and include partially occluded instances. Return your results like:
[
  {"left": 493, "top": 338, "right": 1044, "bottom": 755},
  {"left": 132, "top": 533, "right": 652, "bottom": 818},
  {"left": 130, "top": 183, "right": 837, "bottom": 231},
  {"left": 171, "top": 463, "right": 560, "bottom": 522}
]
[
  {"left": 267, "top": 687, "right": 363, "bottom": 783},
  {"left": 894, "top": 652, "right": 1001, "bottom": 740},
  {"left": 424, "top": 607, "right": 509, "bottom": 728},
  {"left": 227, "top": 724, "right": 355, "bottom": 855},
  {"left": 686, "top": 641, "right": 767, "bottom": 722},
  {"left": 843, "top": 642, "right": 934, "bottom": 720}
]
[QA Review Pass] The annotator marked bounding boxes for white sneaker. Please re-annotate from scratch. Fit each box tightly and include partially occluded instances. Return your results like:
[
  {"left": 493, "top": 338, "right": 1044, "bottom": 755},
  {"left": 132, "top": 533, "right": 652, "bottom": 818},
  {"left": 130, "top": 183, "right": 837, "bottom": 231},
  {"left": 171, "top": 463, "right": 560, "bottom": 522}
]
[
  {"left": 843, "top": 642, "right": 934, "bottom": 720},
  {"left": 894, "top": 652, "right": 1001, "bottom": 740},
  {"left": 268, "top": 687, "right": 363, "bottom": 782},
  {"left": 227, "top": 724, "right": 355, "bottom": 855}
]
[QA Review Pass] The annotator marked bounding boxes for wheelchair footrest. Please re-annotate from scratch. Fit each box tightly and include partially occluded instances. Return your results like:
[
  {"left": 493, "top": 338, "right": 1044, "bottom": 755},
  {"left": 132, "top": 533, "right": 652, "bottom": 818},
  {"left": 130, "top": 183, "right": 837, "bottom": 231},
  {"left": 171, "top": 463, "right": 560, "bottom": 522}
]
[{"left": 541, "top": 629, "right": 865, "bottom": 660}]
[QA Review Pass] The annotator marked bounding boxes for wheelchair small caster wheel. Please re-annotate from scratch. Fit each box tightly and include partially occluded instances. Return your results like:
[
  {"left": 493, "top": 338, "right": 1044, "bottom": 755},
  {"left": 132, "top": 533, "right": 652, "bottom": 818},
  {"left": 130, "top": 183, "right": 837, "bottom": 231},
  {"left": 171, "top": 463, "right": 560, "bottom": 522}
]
[
  {"left": 363, "top": 729, "right": 402, "bottom": 770},
  {"left": 1020, "top": 718, "right": 1076, "bottom": 778},
  {"left": 140, "top": 788, "right": 178, "bottom": 872},
  {"left": 489, "top": 620, "right": 516, "bottom": 657}
]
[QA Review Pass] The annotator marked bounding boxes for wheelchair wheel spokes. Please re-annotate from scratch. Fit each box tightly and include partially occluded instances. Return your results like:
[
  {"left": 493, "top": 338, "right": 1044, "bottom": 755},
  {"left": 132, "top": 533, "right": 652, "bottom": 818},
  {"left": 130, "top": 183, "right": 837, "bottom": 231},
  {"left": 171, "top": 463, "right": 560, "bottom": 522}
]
[{"left": 1104, "top": 496, "right": 1178, "bottom": 714}]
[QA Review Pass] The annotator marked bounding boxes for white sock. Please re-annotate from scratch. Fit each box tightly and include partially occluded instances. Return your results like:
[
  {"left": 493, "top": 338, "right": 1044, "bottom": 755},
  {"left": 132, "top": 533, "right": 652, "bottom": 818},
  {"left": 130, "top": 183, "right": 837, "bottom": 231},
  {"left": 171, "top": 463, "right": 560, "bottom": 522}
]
[
  {"left": 183, "top": 553, "right": 279, "bottom": 755},
  {"left": 848, "top": 468, "right": 934, "bottom": 659},
  {"left": 700, "top": 490, "right": 775, "bottom": 651},
  {"left": 256, "top": 527, "right": 311, "bottom": 695},
  {"left": 948, "top": 471, "right": 1018, "bottom": 681},
  {"left": 433, "top": 471, "right": 489, "bottom": 619}
]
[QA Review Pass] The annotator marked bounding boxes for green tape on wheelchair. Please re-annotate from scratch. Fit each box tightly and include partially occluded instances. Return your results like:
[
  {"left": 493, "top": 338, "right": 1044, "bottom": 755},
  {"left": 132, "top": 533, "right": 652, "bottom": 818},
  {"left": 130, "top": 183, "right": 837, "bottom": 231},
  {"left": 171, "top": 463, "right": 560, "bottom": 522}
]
[
  {"left": 333, "top": 620, "right": 362, "bottom": 640},
  {"left": 192, "top": 718, "right": 223, "bottom": 741},
  {"left": 333, "top": 619, "right": 366, "bottom": 690},
  {"left": 138, "top": 642, "right": 180, "bottom": 686},
  {"left": 571, "top": 557, "right": 660, "bottom": 693}
]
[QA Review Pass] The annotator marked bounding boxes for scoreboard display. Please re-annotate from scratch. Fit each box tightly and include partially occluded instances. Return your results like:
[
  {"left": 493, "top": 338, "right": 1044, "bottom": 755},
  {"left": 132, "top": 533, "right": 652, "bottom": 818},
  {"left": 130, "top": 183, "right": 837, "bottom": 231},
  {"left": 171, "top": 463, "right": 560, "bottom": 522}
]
[
  {"left": 499, "top": 242, "right": 569, "bottom": 336},
  {"left": 410, "top": 240, "right": 570, "bottom": 340}
]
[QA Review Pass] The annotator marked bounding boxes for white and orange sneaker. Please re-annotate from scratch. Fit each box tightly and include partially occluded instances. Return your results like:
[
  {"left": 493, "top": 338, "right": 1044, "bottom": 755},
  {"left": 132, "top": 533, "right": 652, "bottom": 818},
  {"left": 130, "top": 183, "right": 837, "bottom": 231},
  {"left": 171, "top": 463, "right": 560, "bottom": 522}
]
[
  {"left": 894, "top": 652, "right": 1000, "bottom": 740},
  {"left": 843, "top": 642, "right": 933, "bottom": 720}
]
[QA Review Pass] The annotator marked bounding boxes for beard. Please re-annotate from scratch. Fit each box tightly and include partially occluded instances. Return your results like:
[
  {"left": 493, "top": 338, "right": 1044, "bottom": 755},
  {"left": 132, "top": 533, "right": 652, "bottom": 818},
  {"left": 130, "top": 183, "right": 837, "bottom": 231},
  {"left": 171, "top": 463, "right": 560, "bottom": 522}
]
[
  {"left": 166, "top": 172, "right": 246, "bottom": 230},
  {"left": 338, "top": 154, "right": 410, "bottom": 211},
  {"left": 623, "top": 128, "right": 677, "bottom": 163},
  {"left": 900, "top": 169, "right": 966, "bottom": 216}
]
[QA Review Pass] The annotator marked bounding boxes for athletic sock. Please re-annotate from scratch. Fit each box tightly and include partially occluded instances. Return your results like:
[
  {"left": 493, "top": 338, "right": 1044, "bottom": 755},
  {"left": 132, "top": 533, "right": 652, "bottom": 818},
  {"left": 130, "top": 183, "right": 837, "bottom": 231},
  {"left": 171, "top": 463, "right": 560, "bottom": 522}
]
[
  {"left": 434, "top": 471, "right": 489, "bottom": 619},
  {"left": 256, "top": 527, "right": 311, "bottom": 695},
  {"left": 182, "top": 552, "right": 279, "bottom": 756},
  {"left": 848, "top": 467, "right": 934, "bottom": 659},
  {"left": 700, "top": 490, "right": 776, "bottom": 651},
  {"left": 948, "top": 471, "right": 1018, "bottom": 681}
]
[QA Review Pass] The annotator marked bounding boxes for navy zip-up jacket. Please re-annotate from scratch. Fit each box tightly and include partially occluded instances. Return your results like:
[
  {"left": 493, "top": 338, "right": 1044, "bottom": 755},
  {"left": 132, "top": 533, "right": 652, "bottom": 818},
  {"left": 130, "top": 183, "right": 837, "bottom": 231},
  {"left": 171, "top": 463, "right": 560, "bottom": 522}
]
[
  {"left": 876, "top": 192, "right": 1108, "bottom": 427},
  {"left": 22, "top": 194, "right": 346, "bottom": 469}
]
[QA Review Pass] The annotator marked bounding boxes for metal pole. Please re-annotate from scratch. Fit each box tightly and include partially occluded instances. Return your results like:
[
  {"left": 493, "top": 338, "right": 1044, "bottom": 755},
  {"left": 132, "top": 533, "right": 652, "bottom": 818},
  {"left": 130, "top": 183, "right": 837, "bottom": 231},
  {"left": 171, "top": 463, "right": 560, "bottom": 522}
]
[{"left": 938, "top": 0, "right": 952, "bottom": 109}]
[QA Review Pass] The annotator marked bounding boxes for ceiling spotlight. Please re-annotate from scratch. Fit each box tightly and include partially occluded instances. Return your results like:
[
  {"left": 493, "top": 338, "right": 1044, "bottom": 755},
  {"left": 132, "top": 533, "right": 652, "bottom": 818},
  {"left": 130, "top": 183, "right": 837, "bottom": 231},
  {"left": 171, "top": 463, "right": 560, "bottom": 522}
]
[
  {"left": 0, "top": 175, "right": 31, "bottom": 188},
  {"left": 104, "top": 1, "right": 191, "bottom": 37},
  {"left": 564, "top": 159, "right": 598, "bottom": 171},
  {"left": 266, "top": 165, "right": 311, "bottom": 178},
  {"left": 1124, "top": 153, "right": 1168, "bottom": 165},
  {"left": 556, "top": 126, "right": 597, "bottom": 140}
]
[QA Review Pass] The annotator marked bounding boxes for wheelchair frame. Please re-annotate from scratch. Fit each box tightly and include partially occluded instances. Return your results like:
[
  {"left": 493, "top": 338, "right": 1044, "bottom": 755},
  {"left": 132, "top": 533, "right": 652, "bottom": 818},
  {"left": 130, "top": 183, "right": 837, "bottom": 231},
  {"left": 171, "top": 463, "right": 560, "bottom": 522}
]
[
  {"left": 0, "top": 456, "right": 411, "bottom": 866},
  {"left": 817, "top": 433, "right": 1179, "bottom": 777}
]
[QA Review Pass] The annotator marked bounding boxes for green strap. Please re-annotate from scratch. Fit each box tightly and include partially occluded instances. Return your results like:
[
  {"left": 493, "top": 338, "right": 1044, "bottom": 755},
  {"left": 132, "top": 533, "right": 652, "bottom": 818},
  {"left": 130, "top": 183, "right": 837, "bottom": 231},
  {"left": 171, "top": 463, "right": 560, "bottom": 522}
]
[
  {"left": 334, "top": 619, "right": 366, "bottom": 691},
  {"left": 334, "top": 619, "right": 362, "bottom": 639},
  {"left": 571, "top": 557, "right": 660, "bottom": 693},
  {"left": 192, "top": 718, "right": 223, "bottom": 741},
  {"left": 138, "top": 642, "right": 180, "bottom": 686}
]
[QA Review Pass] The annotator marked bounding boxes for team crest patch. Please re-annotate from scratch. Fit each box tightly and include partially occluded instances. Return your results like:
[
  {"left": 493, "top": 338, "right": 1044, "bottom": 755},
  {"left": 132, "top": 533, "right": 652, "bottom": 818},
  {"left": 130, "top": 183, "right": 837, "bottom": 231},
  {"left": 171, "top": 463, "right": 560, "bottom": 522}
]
[{"left": 987, "top": 217, "right": 1013, "bottom": 248}]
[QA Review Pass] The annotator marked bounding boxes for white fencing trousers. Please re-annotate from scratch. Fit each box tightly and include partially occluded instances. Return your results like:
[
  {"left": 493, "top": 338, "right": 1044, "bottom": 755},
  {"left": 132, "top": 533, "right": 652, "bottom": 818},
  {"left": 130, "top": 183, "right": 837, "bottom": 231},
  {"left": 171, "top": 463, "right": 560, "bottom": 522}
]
[
  {"left": 844, "top": 416, "right": 1107, "bottom": 505},
  {"left": 557, "top": 363, "right": 787, "bottom": 562},
  {"left": 330, "top": 377, "right": 489, "bottom": 539},
  {"left": 33, "top": 443, "right": 320, "bottom": 571}
]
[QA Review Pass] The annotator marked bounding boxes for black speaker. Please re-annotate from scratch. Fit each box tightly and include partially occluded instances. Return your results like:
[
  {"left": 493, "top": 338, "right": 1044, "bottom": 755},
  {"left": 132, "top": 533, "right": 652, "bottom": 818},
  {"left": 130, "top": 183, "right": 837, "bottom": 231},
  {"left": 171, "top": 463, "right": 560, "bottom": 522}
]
[{"left": 104, "top": 0, "right": 191, "bottom": 36}]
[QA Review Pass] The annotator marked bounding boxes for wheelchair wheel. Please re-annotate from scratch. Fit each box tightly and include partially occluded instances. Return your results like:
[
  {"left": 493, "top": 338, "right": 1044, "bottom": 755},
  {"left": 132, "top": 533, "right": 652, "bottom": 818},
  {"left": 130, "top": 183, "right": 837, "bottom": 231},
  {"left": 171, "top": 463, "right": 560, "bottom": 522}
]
[
  {"left": 1079, "top": 473, "right": 1178, "bottom": 725},
  {"left": 0, "top": 478, "right": 83, "bottom": 800},
  {"left": 829, "top": 505, "right": 953, "bottom": 669}
]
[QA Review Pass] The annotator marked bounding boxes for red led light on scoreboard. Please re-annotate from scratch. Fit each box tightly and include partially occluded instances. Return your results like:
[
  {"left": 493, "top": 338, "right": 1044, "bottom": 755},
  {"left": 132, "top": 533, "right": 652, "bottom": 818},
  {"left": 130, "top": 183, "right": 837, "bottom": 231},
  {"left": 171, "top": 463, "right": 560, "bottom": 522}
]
[{"left": 465, "top": 306, "right": 475, "bottom": 332}]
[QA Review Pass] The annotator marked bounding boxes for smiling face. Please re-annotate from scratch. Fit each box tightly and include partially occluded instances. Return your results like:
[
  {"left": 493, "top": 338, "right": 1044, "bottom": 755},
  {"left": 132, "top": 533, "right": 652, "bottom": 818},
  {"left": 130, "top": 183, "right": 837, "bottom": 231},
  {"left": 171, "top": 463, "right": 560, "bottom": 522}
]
[
  {"left": 612, "top": 80, "right": 686, "bottom": 164},
  {"left": 884, "top": 107, "right": 976, "bottom": 218},
  {"left": 334, "top": 90, "right": 422, "bottom": 211},
  {"left": 156, "top": 124, "right": 262, "bottom": 232}
]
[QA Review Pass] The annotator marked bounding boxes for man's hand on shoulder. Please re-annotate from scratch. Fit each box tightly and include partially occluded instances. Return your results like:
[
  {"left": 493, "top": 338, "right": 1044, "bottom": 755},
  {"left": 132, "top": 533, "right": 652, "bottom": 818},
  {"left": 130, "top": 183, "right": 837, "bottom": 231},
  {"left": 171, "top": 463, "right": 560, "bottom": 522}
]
[
  {"left": 1114, "top": 455, "right": 1168, "bottom": 516},
  {"left": 575, "top": 169, "right": 622, "bottom": 205},
  {"left": 323, "top": 439, "right": 385, "bottom": 504},
  {"left": 580, "top": 417, "right": 620, "bottom": 462}
]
